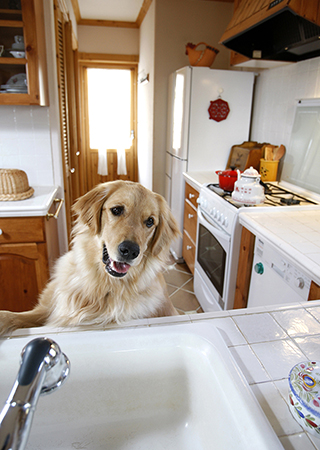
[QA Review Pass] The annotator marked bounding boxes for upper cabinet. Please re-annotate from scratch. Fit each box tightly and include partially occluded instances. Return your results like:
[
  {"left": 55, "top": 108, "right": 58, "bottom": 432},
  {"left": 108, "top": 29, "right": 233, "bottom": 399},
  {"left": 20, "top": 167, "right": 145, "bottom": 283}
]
[{"left": 0, "top": 0, "right": 48, "bottom": 106}]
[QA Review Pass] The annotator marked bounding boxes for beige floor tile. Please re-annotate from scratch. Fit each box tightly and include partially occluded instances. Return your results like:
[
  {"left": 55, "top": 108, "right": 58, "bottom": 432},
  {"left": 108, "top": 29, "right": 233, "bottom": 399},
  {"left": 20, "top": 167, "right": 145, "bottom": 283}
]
[
  {"left": 171, "top": 290, "right": 200, "bottom": 313},
  {"left": 163, "top": 270, "right": 192, "bottom": 288}
]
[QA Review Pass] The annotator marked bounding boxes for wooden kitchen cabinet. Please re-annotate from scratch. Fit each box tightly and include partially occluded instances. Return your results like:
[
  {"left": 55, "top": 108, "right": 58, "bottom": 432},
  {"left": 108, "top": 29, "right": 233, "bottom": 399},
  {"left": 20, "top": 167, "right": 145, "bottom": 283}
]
[
  {"left": 0, "top": 204, "right": 59, "bottom": 312},
  {"left": 182, "top": 182, "right": 199, "bottom": 274},
  {"left": 0, "top": 0, "right": 48, "bottom": 105}
]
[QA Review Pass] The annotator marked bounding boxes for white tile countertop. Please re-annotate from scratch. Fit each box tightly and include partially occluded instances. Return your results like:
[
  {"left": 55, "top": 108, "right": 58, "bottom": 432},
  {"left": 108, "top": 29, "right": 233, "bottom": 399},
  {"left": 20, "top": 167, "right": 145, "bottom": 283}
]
[
  {"left": 0, "top": 186, "right": 58, "bottom": 217},
  {"left": 239, "top": 208, "right": 320, "bottom": 286},
  {"left": 3, "top": 302, "right": 320, "bottom": 449},
  {"left": 183, "top": 171, "right": 218, "bottom": 191}
]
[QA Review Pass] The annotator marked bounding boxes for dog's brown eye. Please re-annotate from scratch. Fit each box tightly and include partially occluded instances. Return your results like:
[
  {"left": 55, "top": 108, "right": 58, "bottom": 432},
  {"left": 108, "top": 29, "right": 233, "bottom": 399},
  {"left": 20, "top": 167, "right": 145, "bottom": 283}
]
[
  {"left": 145, "top": 217, "right": 154, "bottom": 228},
  {"left": 111, "top": 206, "right": 124, "bottom": 216}
]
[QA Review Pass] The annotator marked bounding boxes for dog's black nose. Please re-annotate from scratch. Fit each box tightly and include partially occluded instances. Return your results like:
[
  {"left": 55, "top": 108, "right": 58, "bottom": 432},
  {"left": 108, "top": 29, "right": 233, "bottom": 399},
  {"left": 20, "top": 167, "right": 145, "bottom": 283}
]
[{"left": 118, "top": 241, "right": 140, "bottom": 260}]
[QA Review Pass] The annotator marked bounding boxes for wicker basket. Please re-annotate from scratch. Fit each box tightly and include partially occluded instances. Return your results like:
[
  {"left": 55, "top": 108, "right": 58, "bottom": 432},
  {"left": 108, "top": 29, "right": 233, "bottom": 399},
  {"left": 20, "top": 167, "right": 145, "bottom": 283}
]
[
  {"left": 186, "top": 42, "right": 219, "bottom": 67},
  {"left": 0, "top": 169, "right": 34, "bottom": 201}
]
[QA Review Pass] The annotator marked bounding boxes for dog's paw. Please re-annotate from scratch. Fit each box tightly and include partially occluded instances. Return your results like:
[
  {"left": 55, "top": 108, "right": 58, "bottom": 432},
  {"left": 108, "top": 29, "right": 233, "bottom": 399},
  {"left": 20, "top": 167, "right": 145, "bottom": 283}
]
[{"left": 0, "top": 311, "right": 18, "bottom": 336}]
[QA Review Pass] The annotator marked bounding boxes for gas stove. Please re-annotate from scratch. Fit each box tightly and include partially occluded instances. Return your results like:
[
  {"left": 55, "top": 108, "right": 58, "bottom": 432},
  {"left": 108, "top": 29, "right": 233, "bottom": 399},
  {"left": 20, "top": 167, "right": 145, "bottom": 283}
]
[{"left": 206, "top": 182, "right": 319, "bottom": 208}]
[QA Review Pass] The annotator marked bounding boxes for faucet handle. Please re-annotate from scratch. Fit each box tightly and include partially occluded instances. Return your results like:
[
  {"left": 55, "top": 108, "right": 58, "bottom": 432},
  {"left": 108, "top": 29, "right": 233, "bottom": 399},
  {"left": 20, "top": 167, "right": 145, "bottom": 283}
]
[{"left": 19, "top": 338, "right": 70, "bottom": 395}]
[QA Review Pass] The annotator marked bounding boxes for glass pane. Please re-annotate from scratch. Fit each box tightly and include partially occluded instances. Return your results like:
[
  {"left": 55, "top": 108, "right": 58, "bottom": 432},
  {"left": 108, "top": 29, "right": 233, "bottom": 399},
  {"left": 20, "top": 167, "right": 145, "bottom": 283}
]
[
  {"left": 87, "top": 68, "right": 131, "bottom": 151},
  {"left": 281, "top": 102, "right": 320, "bottom": 194},
  {"left": 197, "top": 224, "right": 226, "bottom": 297}
]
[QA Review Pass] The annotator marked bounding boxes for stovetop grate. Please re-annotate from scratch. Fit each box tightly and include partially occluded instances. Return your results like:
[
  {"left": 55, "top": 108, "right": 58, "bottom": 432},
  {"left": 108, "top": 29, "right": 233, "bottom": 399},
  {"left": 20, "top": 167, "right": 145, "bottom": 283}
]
[{"left": 207, "top": 182, "right": 318, "bottom": 208}]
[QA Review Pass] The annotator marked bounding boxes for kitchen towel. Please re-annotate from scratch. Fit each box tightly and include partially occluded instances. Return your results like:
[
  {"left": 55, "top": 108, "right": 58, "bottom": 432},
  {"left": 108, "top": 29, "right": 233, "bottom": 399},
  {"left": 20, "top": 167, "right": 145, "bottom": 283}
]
[{"left": 97, "top": 147, "right": 108, "bottom": 176}]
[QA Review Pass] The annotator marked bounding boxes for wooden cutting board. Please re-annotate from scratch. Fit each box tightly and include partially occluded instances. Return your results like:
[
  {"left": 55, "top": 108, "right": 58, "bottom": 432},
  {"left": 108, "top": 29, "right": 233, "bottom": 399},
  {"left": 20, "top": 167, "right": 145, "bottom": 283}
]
[{"left": 226, "top": 142, "right": 264, "bottom": 171}]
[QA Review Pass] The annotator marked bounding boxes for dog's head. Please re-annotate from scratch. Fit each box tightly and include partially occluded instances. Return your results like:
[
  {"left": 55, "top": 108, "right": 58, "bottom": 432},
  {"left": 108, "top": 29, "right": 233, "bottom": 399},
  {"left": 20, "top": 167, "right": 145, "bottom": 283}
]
[{"left": 72, "top": 181, "right": 180, "bottom": 278}]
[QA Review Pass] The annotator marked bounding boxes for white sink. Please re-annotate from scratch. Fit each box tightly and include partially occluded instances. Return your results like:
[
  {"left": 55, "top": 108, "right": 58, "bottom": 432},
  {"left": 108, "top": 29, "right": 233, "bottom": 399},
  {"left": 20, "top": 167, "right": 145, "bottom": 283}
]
[{"left": 0, "top": 323, "right": 283, "bottom": 449}]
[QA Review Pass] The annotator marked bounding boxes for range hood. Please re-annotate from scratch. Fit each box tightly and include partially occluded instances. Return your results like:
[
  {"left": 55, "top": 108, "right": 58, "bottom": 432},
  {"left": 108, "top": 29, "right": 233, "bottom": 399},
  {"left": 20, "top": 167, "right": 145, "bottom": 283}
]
[{"left": 220, "top": 0, "right": 320, "bottom": 62}]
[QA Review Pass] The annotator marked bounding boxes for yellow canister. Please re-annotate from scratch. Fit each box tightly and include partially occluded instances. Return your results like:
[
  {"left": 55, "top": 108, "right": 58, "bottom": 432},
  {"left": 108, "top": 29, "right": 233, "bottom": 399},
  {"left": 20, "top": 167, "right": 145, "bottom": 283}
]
[{"left": 260, "top": 159, "right": 279, "bottom": 182}]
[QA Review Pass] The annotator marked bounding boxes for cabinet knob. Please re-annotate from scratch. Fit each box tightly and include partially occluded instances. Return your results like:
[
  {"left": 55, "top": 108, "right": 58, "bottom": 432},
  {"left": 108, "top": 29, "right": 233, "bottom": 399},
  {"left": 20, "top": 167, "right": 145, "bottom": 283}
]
[
  {"left": 0, "top": 229, "right": 2, "bottom": 235},
  {"left": 70, "top": 168, "right": 75, "bottom": 174},
  {"left": 187, "top": 245, "right": 192, "bottom": 250},
  {"left": 188, "top": 213, "right": 193, "bottom": 219},
  {"left": 254, "top": 262, "right": 264, "bottom": 275},
  {"left": 189, "top": 193, "right": 195, "bottom": 199}
]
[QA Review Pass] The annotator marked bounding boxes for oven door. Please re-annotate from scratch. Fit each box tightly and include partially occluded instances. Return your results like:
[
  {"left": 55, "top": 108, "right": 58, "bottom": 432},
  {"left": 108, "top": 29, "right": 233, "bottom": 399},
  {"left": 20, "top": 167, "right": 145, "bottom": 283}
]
[{"left": 194, "top": 208, "right": 231, "bottom": 311}]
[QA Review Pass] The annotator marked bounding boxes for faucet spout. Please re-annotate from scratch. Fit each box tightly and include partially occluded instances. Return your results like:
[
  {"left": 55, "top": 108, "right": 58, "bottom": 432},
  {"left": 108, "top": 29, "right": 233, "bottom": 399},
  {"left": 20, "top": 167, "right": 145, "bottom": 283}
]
[{"left": 0, "top": 337, "right": 70, "bottom": 450}]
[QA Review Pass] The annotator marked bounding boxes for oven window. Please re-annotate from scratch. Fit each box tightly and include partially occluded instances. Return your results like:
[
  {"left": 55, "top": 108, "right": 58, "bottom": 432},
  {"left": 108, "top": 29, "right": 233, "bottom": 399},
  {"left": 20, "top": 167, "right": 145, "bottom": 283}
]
[{"left": 197, "top": 224, "right": 226, "bottom": 297}]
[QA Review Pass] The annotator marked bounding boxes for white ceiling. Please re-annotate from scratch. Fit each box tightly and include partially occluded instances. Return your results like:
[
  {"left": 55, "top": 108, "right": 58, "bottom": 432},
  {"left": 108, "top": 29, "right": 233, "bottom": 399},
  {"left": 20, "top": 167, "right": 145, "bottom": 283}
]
[{"left": 77, "top": 0, "right": 145, "bottom": 22}]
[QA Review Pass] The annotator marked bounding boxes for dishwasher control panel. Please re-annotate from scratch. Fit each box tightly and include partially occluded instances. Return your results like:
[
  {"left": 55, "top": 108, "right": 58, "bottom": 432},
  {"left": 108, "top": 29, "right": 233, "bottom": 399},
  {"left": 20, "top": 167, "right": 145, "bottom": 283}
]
[{"left": 248, "top": 237, "right": 312, "bottom": 307}]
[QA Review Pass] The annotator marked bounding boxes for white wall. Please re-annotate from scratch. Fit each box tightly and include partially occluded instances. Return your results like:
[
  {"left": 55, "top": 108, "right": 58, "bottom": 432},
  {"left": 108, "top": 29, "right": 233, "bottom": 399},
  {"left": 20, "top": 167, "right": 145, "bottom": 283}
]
[
  {"left": 251, "top": 56, "right": 320, "bottom": 150},
  {"left": 137, "top": 0, "right": 155, "bottom": 190},
  {"left": 77, "top": 26, "right": 139, "bottom": 54}
]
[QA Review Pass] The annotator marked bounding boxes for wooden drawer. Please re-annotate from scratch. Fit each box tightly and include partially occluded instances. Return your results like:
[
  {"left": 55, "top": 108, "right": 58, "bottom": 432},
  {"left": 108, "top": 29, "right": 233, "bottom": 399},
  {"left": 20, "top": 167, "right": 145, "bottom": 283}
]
[
  {"left": 185, "top": 183, "right": 199, "bottom": 209},
  {"left": 0, "top": 217, "right": 45, "bottom": 244},
  {"left": 183, "top": 200, "right": 197, "bottom": 242},
  {"left": 182, "top": 230, "right": 196, "bottom": 274}
]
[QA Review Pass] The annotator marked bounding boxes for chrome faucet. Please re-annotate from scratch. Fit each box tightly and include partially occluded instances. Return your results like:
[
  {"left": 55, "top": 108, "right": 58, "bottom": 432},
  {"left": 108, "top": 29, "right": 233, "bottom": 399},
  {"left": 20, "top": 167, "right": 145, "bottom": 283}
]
[{"left": 0, "top": 337, "right": 70, "bottom": 450}]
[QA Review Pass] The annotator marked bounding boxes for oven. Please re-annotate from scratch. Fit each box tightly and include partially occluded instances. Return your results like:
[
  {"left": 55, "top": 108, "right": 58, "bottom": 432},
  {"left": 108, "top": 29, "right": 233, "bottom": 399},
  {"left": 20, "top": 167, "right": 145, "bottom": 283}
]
[{"left": 194, "top": 186, "right": 241, "bottom": 311}]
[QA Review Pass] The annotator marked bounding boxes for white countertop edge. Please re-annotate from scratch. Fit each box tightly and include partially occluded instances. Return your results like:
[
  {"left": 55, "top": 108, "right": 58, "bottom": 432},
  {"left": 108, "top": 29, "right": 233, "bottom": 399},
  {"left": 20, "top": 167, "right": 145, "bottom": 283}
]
[
  {"left": 2, "top": 299, "right": 320, "bottom": 340},
  {"left": 183, "top": 171, "right": 218, "bottom": 191},
  {"left": 0, "top": 186, "right": 59, "bottom": 217},
  {"left": 239, "top": 212, "right": 320, "bottom": 285}
]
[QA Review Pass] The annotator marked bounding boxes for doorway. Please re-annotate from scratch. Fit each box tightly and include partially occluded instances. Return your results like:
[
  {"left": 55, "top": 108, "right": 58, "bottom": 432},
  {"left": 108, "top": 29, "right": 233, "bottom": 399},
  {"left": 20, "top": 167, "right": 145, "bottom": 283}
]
[{"left": 79, "top": 60, "right": 138, "bottom": 193}]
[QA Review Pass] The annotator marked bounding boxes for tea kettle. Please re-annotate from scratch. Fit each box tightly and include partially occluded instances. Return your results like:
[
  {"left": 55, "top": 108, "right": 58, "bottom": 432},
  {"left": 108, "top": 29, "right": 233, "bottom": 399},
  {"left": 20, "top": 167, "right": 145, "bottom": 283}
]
[{"left": 232, "top": 167, "right": 265, "bottom": 205}]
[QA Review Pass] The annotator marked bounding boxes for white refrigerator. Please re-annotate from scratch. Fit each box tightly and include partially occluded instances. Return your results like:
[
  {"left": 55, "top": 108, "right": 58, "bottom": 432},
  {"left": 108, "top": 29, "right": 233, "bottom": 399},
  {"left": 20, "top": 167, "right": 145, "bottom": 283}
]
[{"left": 165, "top": 66, "right": 255, "bottom": 260}]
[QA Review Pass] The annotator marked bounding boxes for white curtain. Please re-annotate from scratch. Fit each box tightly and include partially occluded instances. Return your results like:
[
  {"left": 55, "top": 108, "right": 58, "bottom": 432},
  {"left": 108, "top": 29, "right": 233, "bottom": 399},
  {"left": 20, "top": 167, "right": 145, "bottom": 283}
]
[{"left": 87, "top": 68, "right": 132, "bottom": 176}]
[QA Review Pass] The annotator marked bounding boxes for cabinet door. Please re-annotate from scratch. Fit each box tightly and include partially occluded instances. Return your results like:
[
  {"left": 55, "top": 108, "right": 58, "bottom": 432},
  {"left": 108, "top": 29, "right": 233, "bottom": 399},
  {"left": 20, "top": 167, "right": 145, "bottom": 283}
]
[
  {"left": 182, "top": 230, "right": 195, "bottom": 274},
  {"left": 183, "top": 200, "right": 197, "bottom": 242},
  {"left": 0, "top": 242, "right": 48, "bottom": 311},
  {"left": 0, "top": 0, "right": 48, "bottom": 105}
]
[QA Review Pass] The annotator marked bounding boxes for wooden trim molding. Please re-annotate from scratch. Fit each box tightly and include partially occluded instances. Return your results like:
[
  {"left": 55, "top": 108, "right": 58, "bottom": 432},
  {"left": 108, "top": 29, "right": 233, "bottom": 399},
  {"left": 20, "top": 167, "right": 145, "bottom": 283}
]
[
  {"left": 78, "top": 52, "right": 139, "bottom": 64},
  {"left": 233, "top": 227, "right": 255, "bottom": 309},
  {"left": 78, "top": 18, "right": 139, "bottom": 28}
]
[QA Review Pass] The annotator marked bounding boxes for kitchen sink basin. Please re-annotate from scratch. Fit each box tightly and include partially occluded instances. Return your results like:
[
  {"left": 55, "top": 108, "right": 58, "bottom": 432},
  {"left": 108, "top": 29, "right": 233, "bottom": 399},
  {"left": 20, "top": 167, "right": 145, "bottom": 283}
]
[{"left": 0, "top": 322, "right": 283, "bottom": 449}]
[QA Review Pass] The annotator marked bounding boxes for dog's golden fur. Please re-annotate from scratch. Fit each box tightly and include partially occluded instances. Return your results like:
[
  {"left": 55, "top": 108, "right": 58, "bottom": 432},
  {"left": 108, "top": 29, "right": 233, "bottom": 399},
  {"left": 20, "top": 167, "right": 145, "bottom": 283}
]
[{"left": 0, "top": 181, "right": 180, "bottom": 335}]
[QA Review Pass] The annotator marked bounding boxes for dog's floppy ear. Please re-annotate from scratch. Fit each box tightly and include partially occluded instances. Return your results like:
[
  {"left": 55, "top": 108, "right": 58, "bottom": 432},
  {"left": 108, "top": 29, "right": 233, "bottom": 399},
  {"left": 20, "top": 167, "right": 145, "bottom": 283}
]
[
  {"left": 151, "top": 194, "right": 181, "bottom": 257},
  {"left": 72, "top": 181, "right": 121, "bottom": 235}
]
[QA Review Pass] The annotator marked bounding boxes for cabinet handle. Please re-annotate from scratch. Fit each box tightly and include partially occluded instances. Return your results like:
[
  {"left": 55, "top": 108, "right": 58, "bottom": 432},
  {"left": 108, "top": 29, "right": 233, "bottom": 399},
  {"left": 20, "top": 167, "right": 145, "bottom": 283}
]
[
  {"left": 188, "top": 213, "right": 194, "bottom": 219},
  {"left": 46, "top": 198, "right": 64, "bottom": 220},
  {"left": 187, "top": 245, "right": 192, "bottom": 250}
]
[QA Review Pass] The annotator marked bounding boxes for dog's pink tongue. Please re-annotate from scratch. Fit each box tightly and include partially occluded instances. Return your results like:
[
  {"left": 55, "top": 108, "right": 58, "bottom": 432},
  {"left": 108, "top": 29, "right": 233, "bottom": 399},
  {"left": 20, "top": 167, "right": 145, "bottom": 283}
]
[{"left": 111, "top": 260, "right": 131, "bottom": 274}]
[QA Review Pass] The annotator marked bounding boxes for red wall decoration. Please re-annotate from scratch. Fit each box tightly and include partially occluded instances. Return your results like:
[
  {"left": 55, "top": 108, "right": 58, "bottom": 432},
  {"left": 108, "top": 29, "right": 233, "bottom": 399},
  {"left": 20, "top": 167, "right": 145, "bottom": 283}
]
[{"left": 208, "top": 98, "right": 230, "bottom": 122}]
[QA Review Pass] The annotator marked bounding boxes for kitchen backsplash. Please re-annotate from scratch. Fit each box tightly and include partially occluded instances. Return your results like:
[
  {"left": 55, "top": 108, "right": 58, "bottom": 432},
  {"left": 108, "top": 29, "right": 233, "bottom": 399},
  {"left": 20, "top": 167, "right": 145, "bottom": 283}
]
[
  {"left": 251, "top": 56, "right": 320, "bottom": 149},
  {"left": 0, "top": 105, "right": 54, "bottom": 186}
]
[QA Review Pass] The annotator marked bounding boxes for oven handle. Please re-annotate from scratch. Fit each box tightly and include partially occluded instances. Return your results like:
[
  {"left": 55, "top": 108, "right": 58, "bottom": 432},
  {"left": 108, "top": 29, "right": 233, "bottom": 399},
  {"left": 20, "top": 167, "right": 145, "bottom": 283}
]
[{"left": 198, "top": 208, "right": 231, "bottom": 240}]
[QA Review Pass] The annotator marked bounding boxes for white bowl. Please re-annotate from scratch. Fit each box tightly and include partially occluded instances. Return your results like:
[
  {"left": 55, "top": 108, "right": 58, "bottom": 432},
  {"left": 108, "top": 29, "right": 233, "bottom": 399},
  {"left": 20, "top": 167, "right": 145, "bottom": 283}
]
[
  {"left": 9, "top": 51, "right": 25, "bottom": 58},
  {"left": 289, "top": 361, "right": 320, "bottom": 437}
]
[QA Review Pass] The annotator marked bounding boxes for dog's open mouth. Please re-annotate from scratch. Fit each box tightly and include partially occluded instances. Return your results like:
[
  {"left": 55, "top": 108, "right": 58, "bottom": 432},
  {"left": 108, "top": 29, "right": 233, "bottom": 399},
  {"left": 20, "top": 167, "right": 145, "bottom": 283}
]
[{"left": 102, "top": 244, "right": 130, "bottom": 278}]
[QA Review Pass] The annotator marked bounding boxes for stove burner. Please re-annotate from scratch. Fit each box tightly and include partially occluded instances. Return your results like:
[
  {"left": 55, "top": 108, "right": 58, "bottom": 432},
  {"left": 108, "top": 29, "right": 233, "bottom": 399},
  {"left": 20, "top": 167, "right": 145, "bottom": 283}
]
[{"left": 280, "top": 197, "right": 301, "bottom": 206}]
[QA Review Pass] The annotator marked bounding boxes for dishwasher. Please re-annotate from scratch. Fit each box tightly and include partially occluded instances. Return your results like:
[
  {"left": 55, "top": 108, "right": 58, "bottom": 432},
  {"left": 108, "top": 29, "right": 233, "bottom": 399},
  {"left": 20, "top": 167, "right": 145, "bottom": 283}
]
[{"left": 247, "top": 235, "right": 311, "bottom": 308}]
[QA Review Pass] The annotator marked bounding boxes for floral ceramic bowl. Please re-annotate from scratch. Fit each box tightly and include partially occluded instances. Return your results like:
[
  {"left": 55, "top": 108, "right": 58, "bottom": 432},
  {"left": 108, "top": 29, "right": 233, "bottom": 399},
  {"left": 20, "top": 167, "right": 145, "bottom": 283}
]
[{"left": 289, "top": 361, "right": 320, "bottom": 437}]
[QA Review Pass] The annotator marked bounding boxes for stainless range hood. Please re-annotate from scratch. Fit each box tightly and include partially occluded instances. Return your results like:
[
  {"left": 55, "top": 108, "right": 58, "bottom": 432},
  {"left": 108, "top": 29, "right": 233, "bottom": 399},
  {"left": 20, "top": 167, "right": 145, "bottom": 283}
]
[{"left": 220, "top": 0, "right": 320, "bottom": 62}]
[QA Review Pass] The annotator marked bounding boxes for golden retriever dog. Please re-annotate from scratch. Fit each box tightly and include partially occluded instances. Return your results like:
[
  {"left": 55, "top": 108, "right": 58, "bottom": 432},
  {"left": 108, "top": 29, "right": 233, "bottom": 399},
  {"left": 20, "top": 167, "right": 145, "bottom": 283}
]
[{"left": 0, "top": 181, "right": 180, "bottom": 335}]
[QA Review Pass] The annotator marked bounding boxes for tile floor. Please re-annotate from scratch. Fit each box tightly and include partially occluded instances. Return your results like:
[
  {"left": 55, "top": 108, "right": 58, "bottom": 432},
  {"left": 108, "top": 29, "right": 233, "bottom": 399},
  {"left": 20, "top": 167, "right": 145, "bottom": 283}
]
[{"left": 163, "top": 261, "right": 203, "bottom": 314}]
